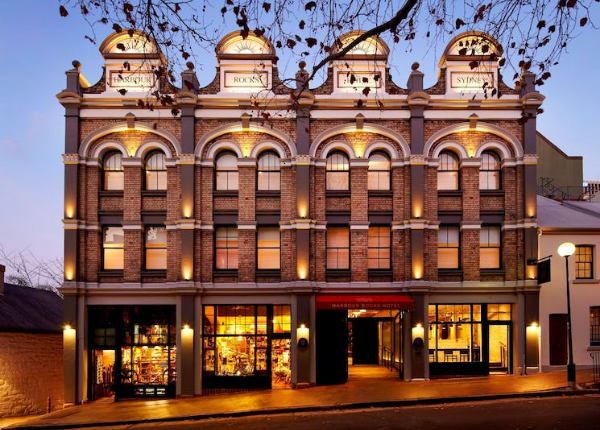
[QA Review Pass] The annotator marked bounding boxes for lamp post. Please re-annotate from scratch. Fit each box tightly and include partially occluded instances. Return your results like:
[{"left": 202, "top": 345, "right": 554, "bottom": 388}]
[{"left": 557, "top": 241, "right": 576, "bottom": 389}]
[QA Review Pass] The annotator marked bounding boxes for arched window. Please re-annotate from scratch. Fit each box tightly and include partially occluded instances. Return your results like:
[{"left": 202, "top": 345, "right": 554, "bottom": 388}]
[
  {"left": 103, "top": 151, "right": 124, "bottom": 190},
  {"left": 479, "top": 151, "right": 501, "bottom": 190},
  {"left": 257, "top": 151, "right": 280, "bottom": 191},
  {"left": 368, "top": 151, "right": 391, "bottom": 191},
  {"left": 326, "top": 151, "right": 349, "bottom": 191},
  {"left": 145, "top": 151, "right": 167, "bottom": 190},
  {"left": 215, "top": 151, "right": 238, "bottom": 191},
  {"left": 437, "top": 151, "right": 459, "bottom": 191}
]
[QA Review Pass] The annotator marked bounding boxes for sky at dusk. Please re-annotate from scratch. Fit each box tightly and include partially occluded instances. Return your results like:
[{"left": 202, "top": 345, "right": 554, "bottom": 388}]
[{"left": 0, "top": 1, "right": 598, "bottom": 270}]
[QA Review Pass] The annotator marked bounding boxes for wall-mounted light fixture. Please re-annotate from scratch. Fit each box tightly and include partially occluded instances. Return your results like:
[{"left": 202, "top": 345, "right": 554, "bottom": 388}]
[{"left": 297, "top": 324, "right": 309, "bottom": 348}]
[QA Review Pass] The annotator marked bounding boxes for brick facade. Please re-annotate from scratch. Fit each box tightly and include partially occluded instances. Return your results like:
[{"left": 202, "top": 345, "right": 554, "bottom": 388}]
[{"left": 59, "top": 29, "right": 543, "bottom": 401}]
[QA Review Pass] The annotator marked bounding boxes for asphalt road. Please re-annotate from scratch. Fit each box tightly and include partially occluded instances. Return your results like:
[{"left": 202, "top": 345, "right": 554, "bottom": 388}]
[{"left": 81, "top": 394, "right": 600, "bottom": 430}]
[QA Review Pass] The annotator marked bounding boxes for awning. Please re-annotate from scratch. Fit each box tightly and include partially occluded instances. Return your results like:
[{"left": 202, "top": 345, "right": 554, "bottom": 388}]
[{"left": 316, "top": 294, "right": 415, "bottom": 310}]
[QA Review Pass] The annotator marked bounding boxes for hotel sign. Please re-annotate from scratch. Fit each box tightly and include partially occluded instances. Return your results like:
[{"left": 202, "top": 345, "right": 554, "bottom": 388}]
[
  {"left": 109, "top": 71, "right": 155, "bottom": 89},
  {"left": 337, "top": 72, "right": 382, "bottom": 89},
  {"left": 450, "top": 72, "right": 494, "bottom": 90},
  {"left": 224, "top": 71, "right": 268, "bottom": 89}
]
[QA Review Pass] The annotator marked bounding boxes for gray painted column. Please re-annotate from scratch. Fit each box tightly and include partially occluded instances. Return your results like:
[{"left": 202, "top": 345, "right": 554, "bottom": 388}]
[
  {"left": 406, "top": 64, "right": 430, "bottom": 380},
  {"left": 294, "top": 64, "right": 314, "bottom": 386},
  {"left": 179, "top": 295, "right": 196, "bottom": 396},
  {"left": 58, "top": 63, "right": 83, "bottom": 405}
]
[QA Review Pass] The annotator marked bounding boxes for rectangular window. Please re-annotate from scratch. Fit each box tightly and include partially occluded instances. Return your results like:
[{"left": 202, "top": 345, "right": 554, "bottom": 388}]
[
  {"left": 591, "top": 307, "right": 600, "bottom": 346},
  {"left": 203, "top": 305, "right": 269, "bottom": 377},
  {"left": 480, "top": 226, "right": 501, "bottom": 269},
  {"left": 438, "top": 226, "right": 459, "bottom": 269},
  {"left": 145, "top": 226, "right": 167, "bottom": 270},
  {"left": 103, "top": 226, "right": 124, "bottom": 270},
  {"left": 428, "top": 304, "right": 482, "bottom": 363},
  {"left": 327, "top": 226, "right": 350, "bottom": 270},
  {"left": 575, "top": 245, "right": 594, "bottom": 279},
  {"left": 257, "top": 226, "right": 280, "bottom": 270},
  {"left": 368, "top": 226, "right": 391, "bottom": 269},
  {"left": 215, "top": 227, "right": 238, "bottom": 270}
]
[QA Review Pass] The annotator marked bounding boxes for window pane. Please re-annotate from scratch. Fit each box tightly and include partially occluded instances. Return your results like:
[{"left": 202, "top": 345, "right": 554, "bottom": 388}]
[
  {"left": 368, "top": 153, "right": 390, "bottom": 171},
  {"left": 438, "top": 171, "right": 458, "bottom": 190},
  {"left": 438, "top": 248, "right": 459, "bottom": 269},
  {"left": 326, "top": 171, "right": 349, "bottom": 190},
  {"left": 146, "top": 249, "right": 167, "bottom": 270},
  {"left": 104, "top": 249, "right": 124, "bottom": 270},
  {"left": 104, "top": 227, "right": 124, "bottom": 247},
  {"left": 216, "top": 153, "right": 237, "bottom": 169},
  {"left": 591, "top": 307, "right": 600, "bottom": 346},
  {"left": 576, "top": 246, "right": 593, "bottom": 279},
  {"left": 258, "top": 249, "right": 280, "bottom": 269},
  {"left": 328, "top": 227, "right": 349, "bottom": 247},
  {"left": 480, "top": 248, "right": 500, "bottom": 268},
  {"left": 105, "top": 171, "right": 124, "bottom": 190},
  {"left": 146, "top": 227, "right": 167, "bottom": 246}
]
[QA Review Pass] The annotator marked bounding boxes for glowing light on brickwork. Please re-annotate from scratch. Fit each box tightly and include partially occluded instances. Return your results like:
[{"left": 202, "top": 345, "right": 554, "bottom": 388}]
[
  {"left": 182, "top": 265, "right": 192, "bottom": 281},
  {"left": 65, "top": 204, "right": 75, "bottom": 219},
  {"left": 412, "top": 202, "right": 423, "bottom": 219},
  {"left": 298, "top": 258, "right": 308, "bottom": 280},
  {"left": 298, "top": 202, "right": 308, "bottom": 218},
  {"left": 526, "top": 264, "right": 537, "bottom": 280},
  {"left": 241, "top": 143, "right": 253, "bottom": 157},
  {"left": 183, "top": 205, "right": 192, "bottom": 219},
  {"left": 412, "top": 261, "right": 423, "bottom": 279},
  {"left": 65, "top": 264, "right": 75, "bottom": 281}
]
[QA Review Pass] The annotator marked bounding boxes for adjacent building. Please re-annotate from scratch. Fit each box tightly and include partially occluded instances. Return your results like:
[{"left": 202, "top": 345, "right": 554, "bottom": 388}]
[
  {"left": 0, "top": 265, "right": 64, "bottom": 417},
  {"left": 58, "top": 29, "right": 544, "bottom": 404},
  {"left": 537, "top": 196, "right": 600, "bottom": 371}
]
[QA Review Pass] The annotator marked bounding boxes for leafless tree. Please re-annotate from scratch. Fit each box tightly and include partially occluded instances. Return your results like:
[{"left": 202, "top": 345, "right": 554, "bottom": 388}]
[
  {"left": 0, "top": 245, "right": 63, "bottom": 296},
  {"left": 58, "top": 0, "right": 597, "bottom": 109}
]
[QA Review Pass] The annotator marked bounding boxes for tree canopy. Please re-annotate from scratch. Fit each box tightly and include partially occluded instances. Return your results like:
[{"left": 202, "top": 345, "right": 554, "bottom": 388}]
[{"left": 58, "top": 0, "right": 597, "bottom": 92}]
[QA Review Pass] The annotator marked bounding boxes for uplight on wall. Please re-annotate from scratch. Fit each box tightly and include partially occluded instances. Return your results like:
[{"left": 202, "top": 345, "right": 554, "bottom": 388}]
[
  {"left": 298, "top": 202, "right": 308, "bottom": 219},
  {"left": 182, "top": 265, "right": 192, "bottom": 281},
  {"left": 412, "top": 262, "right": 423, "bottom": 280},
  {"left": 64, "top": 264, "right": 75, "bottom": 281}
]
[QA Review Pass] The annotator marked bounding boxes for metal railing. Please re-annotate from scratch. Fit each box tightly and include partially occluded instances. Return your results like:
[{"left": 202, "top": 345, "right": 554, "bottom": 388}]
[
  {"left": 591, "top": 352, "right": 600, "bottom": 382},
  {"left": 382, "top": 347, "right": 394, "bottom": 371}
]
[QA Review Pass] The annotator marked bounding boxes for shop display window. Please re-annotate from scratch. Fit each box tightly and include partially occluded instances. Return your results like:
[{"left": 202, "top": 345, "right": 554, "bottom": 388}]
[
  {"left": 428, "top": 304, "right": 483, "bottom": 363},
  {"left": 203, "top": 304, "right": 291, "bottom": 386}
]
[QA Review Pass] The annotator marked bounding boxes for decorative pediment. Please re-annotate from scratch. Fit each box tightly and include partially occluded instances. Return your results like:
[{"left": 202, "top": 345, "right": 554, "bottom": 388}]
[{"left": 216, "top": 31, "right": 276, "bottom": 60}]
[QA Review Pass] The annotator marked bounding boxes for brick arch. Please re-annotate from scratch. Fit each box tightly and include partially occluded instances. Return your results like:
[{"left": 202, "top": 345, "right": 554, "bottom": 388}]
[
  {"left": 196, "top": 122, "right": 296, "bottom": 159},
  {"left": 250, "top": 140, "right": 288, "bottom": 159},
  {"left": 474, "top": 140, "right": 513, "bottom": 160},
  {"left": 319, "top": 140, "right": 355, "bottom": 159},
  {"left": 205, "top": 140, "right": 244, "bottom": 159},
  {"left": 310, "top": 123, "right": 410, "bottom": 158},
  {"left": 431, "top": 141, "right": 469, "bottom": 160},
  {"left": 135, "top": 141, "right": 176, "bottom": 159},
  {"left": 90, "top": 140, "right": 128, "bottom": 160},
  {"left": 424, "top": 121, "right": 523, "bottom": 159},
  {"left": 79, "top": 122, "right": 181, "bottom": 158},
  {"left": 363, "top": 141, "right": 402, "bottom": 159}
]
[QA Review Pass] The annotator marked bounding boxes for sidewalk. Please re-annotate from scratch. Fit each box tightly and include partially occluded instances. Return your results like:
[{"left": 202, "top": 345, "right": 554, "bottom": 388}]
[{"left": 2, "top": 369, "right": 598, "bottom": 430}]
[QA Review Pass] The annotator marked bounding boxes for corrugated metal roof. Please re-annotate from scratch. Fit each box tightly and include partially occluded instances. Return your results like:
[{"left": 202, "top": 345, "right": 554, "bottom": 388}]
[
  {"left": 537, "top": 195, "right": 600, "bottom": 229},
  {"left": 0, "top": 283, "right": 63, "bottom": 333}
]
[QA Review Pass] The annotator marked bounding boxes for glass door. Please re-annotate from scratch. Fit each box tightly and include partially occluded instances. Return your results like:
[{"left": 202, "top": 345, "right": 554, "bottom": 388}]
[{"left": 488, "top": 324, "right": 510, "bottom": 373}]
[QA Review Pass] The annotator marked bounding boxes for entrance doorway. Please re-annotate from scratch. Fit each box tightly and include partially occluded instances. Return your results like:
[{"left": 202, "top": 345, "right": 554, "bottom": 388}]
[
  {"left": 549, "top": 314, "right": 568, "bottom": 365},
  {"left": 488, "top": 324, "right": 510, "bottom": 373},
  {"left": 91, "top": 350, "right": 115, "bottom": 400}
]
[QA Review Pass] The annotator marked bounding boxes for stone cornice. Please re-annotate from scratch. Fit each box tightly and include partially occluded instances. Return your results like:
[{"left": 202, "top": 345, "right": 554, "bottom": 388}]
[{"left": 62, "top": 154, "right": 79, "bottom": 165}]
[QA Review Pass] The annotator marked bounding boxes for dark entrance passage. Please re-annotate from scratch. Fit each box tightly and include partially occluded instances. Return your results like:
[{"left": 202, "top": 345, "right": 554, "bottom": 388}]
[
  {"left": 316, "top": 310, "right": 348, "bottom": 385},
  {"left": 351, "top": 318, "right": 379, "bottom": 364}
]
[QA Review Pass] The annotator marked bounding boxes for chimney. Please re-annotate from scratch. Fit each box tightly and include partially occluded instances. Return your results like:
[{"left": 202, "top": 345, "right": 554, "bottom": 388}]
[{"left": 0, "top": 264, "right": 5, "bottom": 296}]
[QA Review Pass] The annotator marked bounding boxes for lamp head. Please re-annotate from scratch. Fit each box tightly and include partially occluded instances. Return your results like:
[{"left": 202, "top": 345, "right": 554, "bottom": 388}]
[{"left": 557, "top": 242, "right": 576, "bottom": 257}]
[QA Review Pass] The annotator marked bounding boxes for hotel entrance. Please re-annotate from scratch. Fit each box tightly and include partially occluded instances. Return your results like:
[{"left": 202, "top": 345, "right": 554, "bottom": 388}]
[{"left": 315, "top": 294, "right": 415, "bottom": 385}]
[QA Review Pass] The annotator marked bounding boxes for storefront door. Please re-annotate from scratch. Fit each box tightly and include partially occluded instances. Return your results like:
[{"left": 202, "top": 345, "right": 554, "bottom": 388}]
[
  {"left": 488, "top": 324, "right": 510, "bottom": 373},
  {"left": 91, "top": 350, "right": 115, "bottom": 400},
  {"left": 549, "top": 314, "right": 567, "bottom": 365}
]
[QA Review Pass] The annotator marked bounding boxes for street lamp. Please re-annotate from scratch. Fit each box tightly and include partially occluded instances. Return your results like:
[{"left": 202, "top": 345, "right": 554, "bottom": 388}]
[{"left": 557, "top": 241, "right": 576, "bottom": 389}]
